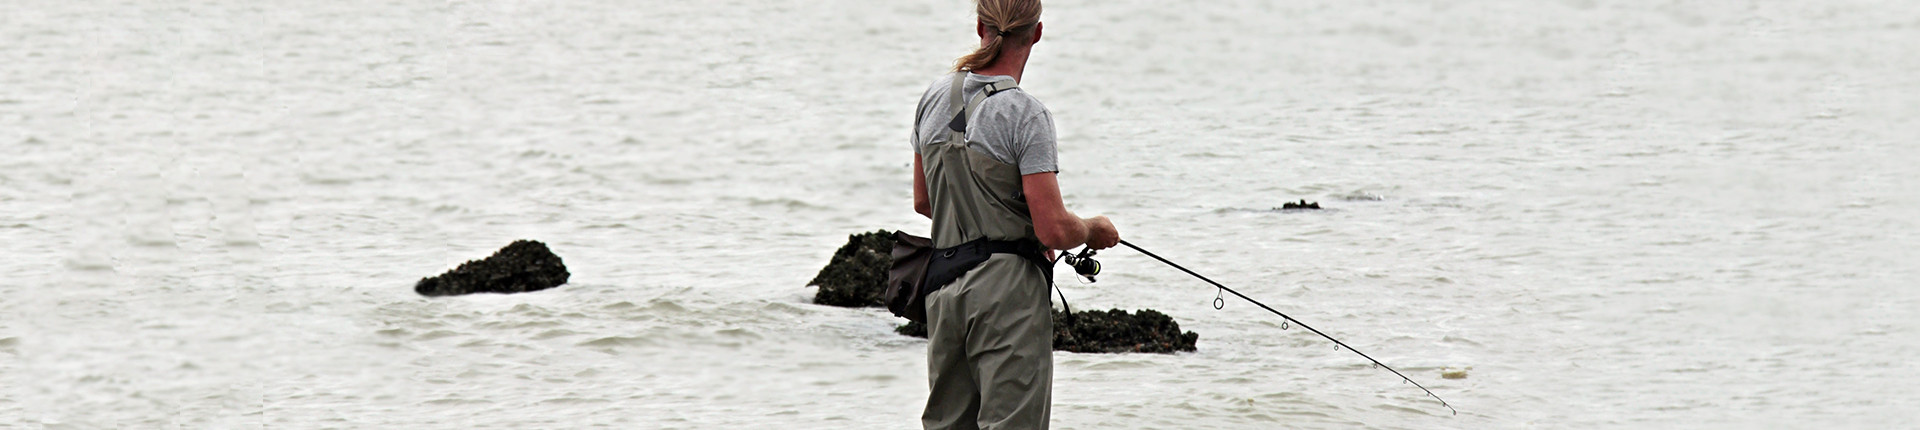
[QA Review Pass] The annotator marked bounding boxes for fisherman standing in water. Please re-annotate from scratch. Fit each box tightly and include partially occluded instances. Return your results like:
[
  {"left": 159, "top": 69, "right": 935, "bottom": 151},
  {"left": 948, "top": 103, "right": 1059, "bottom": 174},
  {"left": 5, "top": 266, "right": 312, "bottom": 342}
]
[{"left": 911, "top": 0, "right": 1121, "bottom": 428}]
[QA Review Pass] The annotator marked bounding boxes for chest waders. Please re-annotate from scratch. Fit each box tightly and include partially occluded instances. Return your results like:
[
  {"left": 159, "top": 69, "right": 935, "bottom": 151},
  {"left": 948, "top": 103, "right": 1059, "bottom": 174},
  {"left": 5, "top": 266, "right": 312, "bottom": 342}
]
[
  {"left": 919, "top": 72, "right": 1057, "bottom": 430},
  {"left": 921, "top": 73, "right": 1053, "bottom": 294}
]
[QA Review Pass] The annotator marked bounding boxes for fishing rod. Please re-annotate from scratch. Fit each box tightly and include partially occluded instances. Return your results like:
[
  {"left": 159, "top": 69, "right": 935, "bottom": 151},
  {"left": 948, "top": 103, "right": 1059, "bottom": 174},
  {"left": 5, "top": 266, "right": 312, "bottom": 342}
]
[{"left": 1064, "top": 240, "right": 1457, "bottom": 415}]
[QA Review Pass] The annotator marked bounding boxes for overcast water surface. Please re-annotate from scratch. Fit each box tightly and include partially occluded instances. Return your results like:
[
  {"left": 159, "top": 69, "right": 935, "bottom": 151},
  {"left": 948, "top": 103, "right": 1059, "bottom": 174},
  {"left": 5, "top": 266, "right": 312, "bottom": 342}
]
[{"left": 2, "top": 0, "right": 1916, "bottom": 429}]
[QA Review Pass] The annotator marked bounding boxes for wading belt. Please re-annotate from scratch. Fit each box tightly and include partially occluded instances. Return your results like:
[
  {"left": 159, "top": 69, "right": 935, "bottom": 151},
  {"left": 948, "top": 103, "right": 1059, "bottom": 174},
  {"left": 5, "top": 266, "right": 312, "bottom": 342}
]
[{"left": 924, "top": 237, "right": 1053, "bottom": 293}]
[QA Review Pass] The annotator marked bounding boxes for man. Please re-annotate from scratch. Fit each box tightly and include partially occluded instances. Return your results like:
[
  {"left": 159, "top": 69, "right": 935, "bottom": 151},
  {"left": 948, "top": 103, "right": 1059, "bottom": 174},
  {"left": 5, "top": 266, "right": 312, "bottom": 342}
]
[{"left": 910, "top": 1, "right": 1121, "bottom": 428}]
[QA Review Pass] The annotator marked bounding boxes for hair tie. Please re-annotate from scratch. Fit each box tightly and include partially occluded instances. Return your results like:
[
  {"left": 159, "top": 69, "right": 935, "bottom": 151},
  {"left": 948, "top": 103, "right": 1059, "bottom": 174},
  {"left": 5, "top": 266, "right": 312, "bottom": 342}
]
[{"left": 996, "top": 29, "right": 1010, "bottom": 37}]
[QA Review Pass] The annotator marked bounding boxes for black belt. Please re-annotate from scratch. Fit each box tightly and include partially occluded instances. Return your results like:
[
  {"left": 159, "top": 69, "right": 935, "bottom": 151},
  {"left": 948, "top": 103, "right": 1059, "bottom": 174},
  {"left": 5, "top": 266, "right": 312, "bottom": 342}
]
[{"left": 924, "top": 238, "right": 1053, "bottom": 293}]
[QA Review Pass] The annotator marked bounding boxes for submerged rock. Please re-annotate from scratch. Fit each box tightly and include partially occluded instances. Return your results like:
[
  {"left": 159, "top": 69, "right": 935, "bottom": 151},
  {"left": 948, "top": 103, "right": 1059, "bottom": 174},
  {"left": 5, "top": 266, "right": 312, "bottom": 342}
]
[
  {"left": 416, "top": 240, "right": 570, "bottom": 297},
  {"left": 896, "top": 320, "right": 929, "bottom": 337},
  {"left": 1054, "top": 308, "right": 1200, "bottom": 354},
  {"left": 897, "top": 308, "right": 1200, "bottom": 354},
  {"left": 1278, "top": 199, "right": 1321, "bottom": 210},
  {"left": 808, "top": 230, "right": 1201, "bottom": 354},
  {"left": 808, "top": 230, "right": 894, "bottom": 307}
]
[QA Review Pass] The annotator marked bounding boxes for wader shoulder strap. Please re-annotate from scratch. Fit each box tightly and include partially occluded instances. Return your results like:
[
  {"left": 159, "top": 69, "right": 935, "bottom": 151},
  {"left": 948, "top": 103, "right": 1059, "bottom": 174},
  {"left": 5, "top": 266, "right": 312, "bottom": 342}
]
[
  {"left": 965, "top": 80, "right": 1019, "bottom": 122},
  {"left": 945, "top": 72, "right": 968, "bottom": 136},
  {"left": 946, "top": 75, "right": 1020, "bottom": 137}
]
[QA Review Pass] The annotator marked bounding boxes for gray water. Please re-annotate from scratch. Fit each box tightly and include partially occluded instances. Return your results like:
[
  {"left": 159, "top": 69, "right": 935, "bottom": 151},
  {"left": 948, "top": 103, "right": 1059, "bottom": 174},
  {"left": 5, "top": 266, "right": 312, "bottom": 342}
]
[{"left": 2, "top": 0, "right": 1916, "bottom": 428}]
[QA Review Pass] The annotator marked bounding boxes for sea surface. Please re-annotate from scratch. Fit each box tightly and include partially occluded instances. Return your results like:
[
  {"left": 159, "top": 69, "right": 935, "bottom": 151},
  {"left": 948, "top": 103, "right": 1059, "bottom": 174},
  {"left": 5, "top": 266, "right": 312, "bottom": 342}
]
[{"left": 3, "top": 0, "right": 1916, "bottom": 428}]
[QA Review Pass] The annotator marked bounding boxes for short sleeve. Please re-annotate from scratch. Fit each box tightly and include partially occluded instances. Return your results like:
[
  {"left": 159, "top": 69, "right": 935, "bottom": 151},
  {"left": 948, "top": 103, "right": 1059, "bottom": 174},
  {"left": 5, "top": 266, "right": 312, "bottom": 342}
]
[
  {"left": 1015, "top": 109, "right": 1058, "bottom": 175},
  {"left": 911, "top": 93, "right": 927, "bottom": 154}
]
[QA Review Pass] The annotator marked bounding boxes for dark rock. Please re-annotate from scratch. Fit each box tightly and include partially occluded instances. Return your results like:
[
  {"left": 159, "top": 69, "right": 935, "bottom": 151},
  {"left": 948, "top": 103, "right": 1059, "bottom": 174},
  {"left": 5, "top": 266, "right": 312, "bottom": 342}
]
[
  {"left": 810, "top": 230, "right": 1200, "bottom": 354},
  {"left": 808, "top": 230, "right": 894, "bottom": 307},
  {"left": 896, "top": 308, "right": 1199, "bottom": 354},
  {"left": 1053, "top": 308, "right": 1200, "bottom": 354},
  {"left": 1279, "top": 199, "right": 1321, "bottom": 210},
  {"left": 416, "top": 240, "right": 570, "bottom": 297},
  {"left": 896, "top": 320, "right": 928, "bottom": 337}
]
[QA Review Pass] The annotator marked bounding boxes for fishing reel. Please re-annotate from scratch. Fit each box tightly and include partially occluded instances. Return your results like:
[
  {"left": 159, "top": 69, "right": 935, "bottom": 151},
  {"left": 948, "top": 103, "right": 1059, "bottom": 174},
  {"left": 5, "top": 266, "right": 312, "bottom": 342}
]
[{"left": 1060, "top": 247, "right": 1101, "bottom": 282}]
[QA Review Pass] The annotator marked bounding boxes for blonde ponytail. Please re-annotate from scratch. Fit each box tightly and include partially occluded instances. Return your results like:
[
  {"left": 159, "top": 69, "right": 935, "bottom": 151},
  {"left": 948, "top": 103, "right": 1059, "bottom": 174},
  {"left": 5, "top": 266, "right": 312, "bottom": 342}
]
[{"left": 953, "top": 0, "right": 1043, "bottom": 72}]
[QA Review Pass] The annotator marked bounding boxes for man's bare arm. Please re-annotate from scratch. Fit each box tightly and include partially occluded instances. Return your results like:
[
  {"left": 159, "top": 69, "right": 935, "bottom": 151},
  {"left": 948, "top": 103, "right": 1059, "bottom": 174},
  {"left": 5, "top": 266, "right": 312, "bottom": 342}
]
[{"left": 1022, "top": 172, "right": 1118, "bottom": 250}]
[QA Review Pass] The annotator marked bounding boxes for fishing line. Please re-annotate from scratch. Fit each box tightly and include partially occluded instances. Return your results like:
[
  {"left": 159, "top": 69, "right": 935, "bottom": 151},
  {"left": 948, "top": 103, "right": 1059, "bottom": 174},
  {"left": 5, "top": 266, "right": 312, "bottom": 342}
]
[
  {"left": 1116, "top": 239, "right": 1458, "bottom": 416},
  {"left": 1049, "top": 253, "right": 1076, "bottom": 326}
]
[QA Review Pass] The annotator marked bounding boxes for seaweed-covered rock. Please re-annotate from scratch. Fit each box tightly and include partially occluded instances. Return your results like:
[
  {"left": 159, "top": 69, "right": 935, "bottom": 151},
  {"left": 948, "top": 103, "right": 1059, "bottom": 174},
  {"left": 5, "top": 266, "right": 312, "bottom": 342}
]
[
  {"left": 808, "top": 230, "right": 894, "bottom": 307},
  {"left": 896, "top": 320, "right": 928, "bottom": 337},
  {"left": 416, "top": 240, "right": 570, "bottom": 297},
  {"left": 811, "top": 230, "right": 1199, "bottom": 354},
  {"left": 1278, "top": 199, "right": 1321, "bottom": 210},
  {"left": 1053, "top": 308, "right": 1199, "bottom": 353},
  {"left": 896, "top": 308, "right": 1199, "bottom": 354}
]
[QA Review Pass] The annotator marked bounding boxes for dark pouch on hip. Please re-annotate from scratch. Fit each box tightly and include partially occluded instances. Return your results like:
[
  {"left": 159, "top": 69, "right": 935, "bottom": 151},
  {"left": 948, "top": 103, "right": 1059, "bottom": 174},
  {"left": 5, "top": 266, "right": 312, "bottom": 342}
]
[
  {"left": 887, "top": 232, "right": 1050, "bottom": 323},
  {"left": 885, "top": 231, "right": 936, "bottom": 323}
]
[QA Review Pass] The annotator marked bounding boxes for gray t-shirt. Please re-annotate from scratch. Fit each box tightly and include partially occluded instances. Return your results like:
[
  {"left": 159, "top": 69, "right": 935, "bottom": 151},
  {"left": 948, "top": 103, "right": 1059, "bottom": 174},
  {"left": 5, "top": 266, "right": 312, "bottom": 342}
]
[{"left": 911, "top": 72, "right": 1059, "bottom": 175}]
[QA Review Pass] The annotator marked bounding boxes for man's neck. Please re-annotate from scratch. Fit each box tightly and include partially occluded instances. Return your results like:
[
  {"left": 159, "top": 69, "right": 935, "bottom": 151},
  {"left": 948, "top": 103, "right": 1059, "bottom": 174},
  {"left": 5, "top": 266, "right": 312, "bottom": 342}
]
[{"left": 971, "top": 49, "right": 1030, "bottom": 83}]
